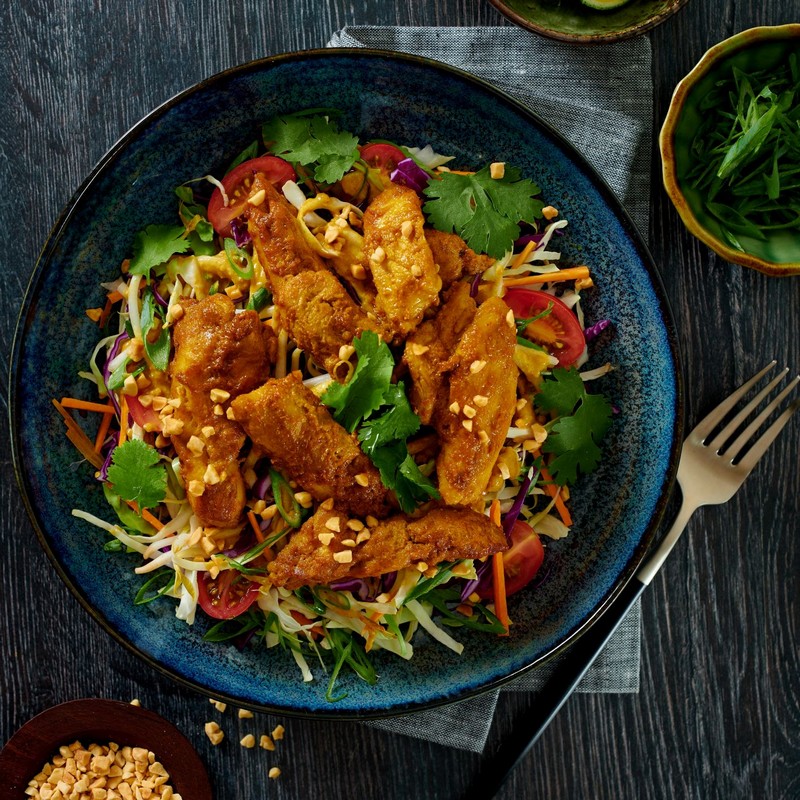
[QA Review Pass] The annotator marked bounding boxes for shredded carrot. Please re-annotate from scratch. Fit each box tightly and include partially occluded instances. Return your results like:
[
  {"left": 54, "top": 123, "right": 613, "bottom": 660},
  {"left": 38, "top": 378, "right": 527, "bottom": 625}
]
[
  {"left": 60, "top": 397, "right": 117, "bottom": 415},
  {"left": 93, "top": 399, "right": 115, "bottom": 452},
  {"left": 511, "top": 240, "right": 537, "bottom": 270},
  {"left": 118, "top": 396, "right": 128, "bottom": 445},
  {"left": 539, "top": 465, "right": 573, "bottom": 527},
  {"left": 504, "top": 266, "right": 591, "bottom": 288},
  {"left": 52, "top": 399, "right": 105, "bottom": 470},
  {"left": 247, "top": 510, "right": 265, "bottom": 543},
  {"left": 446, "top": 169, "right": 475, "bottom": 175},
  {"left": 106, "top": 290, "right": 124, "bottom": 303},
  {"left": 125, "top": 500, "right": 165, "bottom": 531},
  {"left": 490, "top": 499, "right": 510, "bottom": 635},
  {"left": 97, "top": 290, "right": 124, "bottom": 329}
]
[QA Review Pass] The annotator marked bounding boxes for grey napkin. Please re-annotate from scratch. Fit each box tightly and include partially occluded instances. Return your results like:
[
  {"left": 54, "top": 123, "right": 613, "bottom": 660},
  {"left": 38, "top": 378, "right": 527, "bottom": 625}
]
[{"left": 327, "top": 26, "right": 652, "bottom": 753}]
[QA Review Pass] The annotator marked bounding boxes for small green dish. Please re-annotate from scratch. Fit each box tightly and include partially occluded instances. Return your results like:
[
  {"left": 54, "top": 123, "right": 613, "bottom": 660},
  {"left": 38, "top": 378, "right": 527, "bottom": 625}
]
[
  {"left": 660, "top": 24, "right": 800, "bottom": 277},
  {"left": 488, "top": 0, "right": 691, "bottom": 43}
]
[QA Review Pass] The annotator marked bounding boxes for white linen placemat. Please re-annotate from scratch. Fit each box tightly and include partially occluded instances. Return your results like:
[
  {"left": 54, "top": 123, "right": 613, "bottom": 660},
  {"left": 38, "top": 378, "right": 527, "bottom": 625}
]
[{"left": 327, "top": 26, "right": 653, "bottom": 753}]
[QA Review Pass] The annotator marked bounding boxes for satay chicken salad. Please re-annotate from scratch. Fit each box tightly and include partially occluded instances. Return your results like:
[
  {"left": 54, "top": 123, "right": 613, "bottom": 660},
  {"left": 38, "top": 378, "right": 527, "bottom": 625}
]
[{"left": 58, "top": 109, "right": 614, "bottom": 700}]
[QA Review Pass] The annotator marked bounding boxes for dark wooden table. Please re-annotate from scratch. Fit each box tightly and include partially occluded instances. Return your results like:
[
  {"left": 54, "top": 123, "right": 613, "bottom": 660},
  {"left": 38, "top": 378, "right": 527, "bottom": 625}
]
[{"left": 2, "top": 2, "right": 798, "bottom": 798}]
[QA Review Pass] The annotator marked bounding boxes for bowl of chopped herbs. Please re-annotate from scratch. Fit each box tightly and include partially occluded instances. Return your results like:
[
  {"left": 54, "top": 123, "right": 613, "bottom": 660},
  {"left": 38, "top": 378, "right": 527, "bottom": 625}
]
[{"left": 660, "top": 24, "right": 800, "bottom": 276}]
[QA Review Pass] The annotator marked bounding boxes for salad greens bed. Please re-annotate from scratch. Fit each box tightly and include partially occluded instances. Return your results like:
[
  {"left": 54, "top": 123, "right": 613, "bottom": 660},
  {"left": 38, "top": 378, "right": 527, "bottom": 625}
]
[{"left": 59, "top": 109, "right": 614, "bottom": 701}]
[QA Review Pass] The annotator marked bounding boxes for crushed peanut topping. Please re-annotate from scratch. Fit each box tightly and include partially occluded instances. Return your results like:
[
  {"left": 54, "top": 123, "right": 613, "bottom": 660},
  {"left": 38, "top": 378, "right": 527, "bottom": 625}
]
[
  {"left": 259, "top": 735, "right": 276, "bottom": 751},
  {"left": 478, "top": 430, "right": 490, "bottom": 445},
  {"left": 356, "top": 530, "right": 371, "bottom": 544},
  {"left": 271, "top": 725, "right": 285, "bottom": 740},
  {"left": 490, "top": 162, "right": 505, "bottom": 179},
  {"left": 341, "top": 538, "right": 357, "bottom": 547},
  {"left": 351, "top": 263, "right": 367, "bottom": 280},
  {"left": 470, "top": 360, "right": 486, "bottom": 374},
  {"left": 225, "top": 406, "right": 237, "bottom": 421},
  {"left": 203, "top": 464, "right": 221, "bottom": 485},
  {"left": 212, "top": 403, "right": 224, "bottom": 416},
  {"left": 506, "top": 309, "right": 515, "bottom": 327},
  {"left": 416, "top": 562, "right": 429, "bottom": 572},
  {"left": 240, "top": 734, "right": 256, "bottom": 748},
  {"left": 449, "top": 401, "right": 461, "bottom": 414},
  {"left": 225, "top": 285, "right": 243, "bottom": 301},
  {"left": 463, "top": 404, "right": 477, "bottom": 419},
  {"left": 338, "top": 344, "right": 355, "bottom": 361},
  {"left": 186, "top": 435, "right": 205, "bottom": 455},
  {"left": 542, "top": 205, "right": 559, "bottom": 220},
  {"left": 122, "top": 374, "right": 139, "bottom": 397},
  {"left": 370, "top": 246, "right": 386, "bottom": 264},
  {"left": 317, "top": 532, "right": 335, "bottom": 546},
  {"left": 161, "top": 416, "right": 184, "bottom": 436},
  {"left": 167, "top": 302, "right": 184, "bottom": 323},
  {"left": 209, "top": 388, "right": 231, "bottom": 403},
  {"left": 268, "top": 767, "right": 282, "bottom": 780},
  {"left": 473, "top": 395, "right": 489, "bottom": 407},
  {"left": 347, "top": 519, "right": 364, "bottom": 531},
  {"left": 204, "top": 721, "right": 224, "bottom": 746},
  {"left": 320, "top": 497, "right": 335, "bottom": 511},
  {"left": 401, "top": 220, "right": 414, "bottom": 238},
  {"left": 248, "top": 188, "right": 266, "bottom": 206},
  {"left": 324, "top": 516, "right": 341, "bottom": 532},
  {"left": 333, "top": 550, "right": 353, "bottom": 563},
  {"left": 462, "top": 419, "right": 474, "bottom": 432},
  {"left": 201, "top": 424, "right": 216, "bottom": 438},
  {"left": 238, "top": 709, "right": 254, "bottom": 719},
  {"left": 187, "top": 480, "right": 206, "bottom": 498}
]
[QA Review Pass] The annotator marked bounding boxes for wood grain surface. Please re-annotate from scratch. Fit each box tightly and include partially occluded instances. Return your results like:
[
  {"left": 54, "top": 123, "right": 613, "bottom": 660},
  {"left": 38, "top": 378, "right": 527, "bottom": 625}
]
[{"left": 1, "top": 2, "right": 798, "bottom": 799}]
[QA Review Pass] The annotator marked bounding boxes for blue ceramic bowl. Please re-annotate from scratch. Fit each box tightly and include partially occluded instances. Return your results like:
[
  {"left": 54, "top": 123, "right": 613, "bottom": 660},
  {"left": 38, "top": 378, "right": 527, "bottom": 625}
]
[{"left": 10, "top": 50, "right": 682, "bottom": 717}]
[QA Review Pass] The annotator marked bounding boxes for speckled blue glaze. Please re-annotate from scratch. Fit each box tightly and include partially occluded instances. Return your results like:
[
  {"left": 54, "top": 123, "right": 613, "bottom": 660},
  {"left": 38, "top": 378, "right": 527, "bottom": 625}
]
[{"left": 10, "top": 51, "right": 682, "bottom": 717}]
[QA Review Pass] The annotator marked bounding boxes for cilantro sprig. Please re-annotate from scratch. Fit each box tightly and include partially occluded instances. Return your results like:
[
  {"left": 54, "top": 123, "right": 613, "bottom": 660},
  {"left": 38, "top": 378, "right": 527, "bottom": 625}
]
[
  {"left": 106, "top": 439, "right": 168, "bottom": 509},
  {"left": 422, "top": 165, "right": 545, "bottom": 259},
  {"left": 263, "top": 111, "right": 360, "bottom": 184},
  {"left": 534, "top": 367, "right": 613, "bottom": 486},
  {"left": 321, "top": 331, "right": 440, "bottom": 513}
]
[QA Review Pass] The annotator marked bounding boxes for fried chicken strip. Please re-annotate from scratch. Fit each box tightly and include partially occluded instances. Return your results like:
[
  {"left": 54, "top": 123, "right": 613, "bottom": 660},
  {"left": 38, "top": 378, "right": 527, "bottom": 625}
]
[
  {"left": 402, "top": 281, "right": 477, "bottom": 425},
  {"left": 425, "top": 228, "right": 495, "bottom": 289},
  {"left": 169, "top": 294, "right": 272, "bottom": 528},
  {"left": 435, "top": 297, "right": 518, "bottom": 507},
  {"left": 268, "top": 505, "right": 507, "bottom": 590},
  {"left": 362, "top": 184, "right": 442, "bottom": 340},
  {"left": 246, "top": 176, "right": 381, "bottom": 373},
  {"left": 231, "top": 372, "right": 394, "bottom": 519}
]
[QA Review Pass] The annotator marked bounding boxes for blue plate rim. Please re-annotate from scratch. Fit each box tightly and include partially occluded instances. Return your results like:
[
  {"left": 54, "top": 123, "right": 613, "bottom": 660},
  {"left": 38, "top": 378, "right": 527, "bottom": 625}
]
[{"left": 9, "top": 47, "right": 684, "bottom": 720}]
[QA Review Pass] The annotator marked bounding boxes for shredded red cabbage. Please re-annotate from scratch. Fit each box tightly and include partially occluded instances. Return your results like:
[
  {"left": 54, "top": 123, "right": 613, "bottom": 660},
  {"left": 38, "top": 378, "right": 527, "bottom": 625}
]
[
  {"left": 329, "top": 577, "right": 376, "bottom": 602},
  {"left": 253, "top": 471, "right": 272, "bottom": 501},
  {"left": 502, "top": 469, "right": 535, "bottom": 540},
  {"left": 514, "top": 233, "right": 544, "bottom": 248},
  {"left": 102, "top": 331, "right": 129, "bottom": 417},
  {"left": 381, "top": 571, "right": 397, "bottom": 593},
  {"left": 583, "top": 319, "right": 612, "bottom": 342},
  {"left": 98, "top": 439, "right": 116, "bottom": 482},
  {"left": 470, "top": 272, "right": 482, "bottom": 298},
  {"left": 230, "top": 218, "right": 251, "bottom": 248},
  {"left": 390, "top": 158, "right": 430, "bottom": 194},
  {"left": 151, "top": 284, "right": 169, "bottom": 308},
  {"left": 460, "top": 559, "right": 492, "bottom": 603}
]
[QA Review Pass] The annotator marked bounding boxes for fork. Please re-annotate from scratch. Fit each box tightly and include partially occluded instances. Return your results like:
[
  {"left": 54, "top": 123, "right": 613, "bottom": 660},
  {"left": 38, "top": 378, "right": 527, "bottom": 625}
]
[{"left": 468, "top": 362, "right": 799, "bottom": 800}]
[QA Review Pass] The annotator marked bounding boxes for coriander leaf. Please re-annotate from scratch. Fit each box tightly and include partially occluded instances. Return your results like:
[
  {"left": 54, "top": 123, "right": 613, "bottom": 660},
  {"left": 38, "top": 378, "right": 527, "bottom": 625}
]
[
  {"left": 139, "top": 291, "right": 171, "bottom": 372},
  {"left": 107, "top": 439, "right": 167, "bottom": 509},
  {"left": 321, "top": 331, "right": 393, "bottom": 431},
  {"left": 422, "top": 165, "right": 544, "bottom": 258},
  {"left": 543, "top": 395, "right": 611, "bottom": 485},
  {"left": 370, "top": 442, "right": 440, "bottom": 514},
  {"left": 263, "top": 112, "right": 359, "bottom": 184},
  {"left": 358, "top": 382, "right": 421, "bottom": 454},
  {"left": 534, "top": 367, "right": 586, "bottom": 417},
  {"left": 129, "top": 225, "right": 190, "bottom": 276}
]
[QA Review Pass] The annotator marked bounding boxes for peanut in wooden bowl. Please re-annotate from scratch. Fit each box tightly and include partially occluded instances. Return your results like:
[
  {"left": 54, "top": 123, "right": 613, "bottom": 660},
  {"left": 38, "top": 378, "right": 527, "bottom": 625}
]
[{"left": 0, "top": 699, "right": 212, "bottom": 800}]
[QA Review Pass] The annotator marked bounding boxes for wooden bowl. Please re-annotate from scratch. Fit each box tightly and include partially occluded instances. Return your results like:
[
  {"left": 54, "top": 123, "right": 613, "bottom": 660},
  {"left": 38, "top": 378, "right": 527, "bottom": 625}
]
[{"left": 0, "top": 699, "right": 212, "bottom": 800}]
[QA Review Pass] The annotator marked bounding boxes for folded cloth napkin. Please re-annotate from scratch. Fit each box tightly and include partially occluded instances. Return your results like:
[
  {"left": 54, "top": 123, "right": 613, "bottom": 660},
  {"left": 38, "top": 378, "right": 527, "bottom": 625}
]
[{"left": 327, "top": 26, "right": 653, "bottom": 753}]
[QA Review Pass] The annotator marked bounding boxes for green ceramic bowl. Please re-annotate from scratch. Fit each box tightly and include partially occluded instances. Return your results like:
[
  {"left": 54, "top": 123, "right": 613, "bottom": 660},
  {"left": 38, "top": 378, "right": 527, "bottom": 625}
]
[
  {"left": 488, "top": 0, "right": 691, "bottom": 43},
  {"left": 660, "top": 24, "right": 800, "bottom": 277}
]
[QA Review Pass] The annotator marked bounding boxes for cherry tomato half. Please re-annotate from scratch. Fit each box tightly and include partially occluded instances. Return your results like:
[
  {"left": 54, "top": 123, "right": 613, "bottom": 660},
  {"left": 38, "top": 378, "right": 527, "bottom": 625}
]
[
  {"left": 197, "top": 570, "right": 261, "bottom": 620},
  {"left": 126, "top": 394, "right": 161, "bottom": 432},
  {"left": 359, "top": 143, "right": 406, "bottom": 173},
  {"left": 503, "top": 288, "right": 586, "bottom": 367},
  {"left": 478, "top": 520, "right": 545, "bottom": 600},
  {"left": 207, "top": 155, "right": 296, "bottom": 237}
]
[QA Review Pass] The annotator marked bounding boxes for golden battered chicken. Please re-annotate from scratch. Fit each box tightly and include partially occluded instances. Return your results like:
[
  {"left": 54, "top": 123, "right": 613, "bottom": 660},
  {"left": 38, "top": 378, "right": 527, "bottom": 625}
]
[
  {"left": 268, "top": 505, "right": 507, "bottom": 590},
  {"left": 169, "top": 294, "right": 272, "bottom": 528},
  {"left": 402, "top": 281, "right": 477, "bottom": 425},
  {"left": 362, "top": 184, "right": 442, "bottom": 340},
  {"left": 425, "top": 229, "right": 495, "bottom": 289},
  {"left": 231, "top": 372, "right": 394, "bottom": 519},
  {"left": 274, "top": 270, "right": 383, "bottom": 376},
  {"left": 246, "top": 176, "right": 383, "bottom": 374},
  {"left": 435, "top": 297, "right": 517, "bottom": 507}
]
